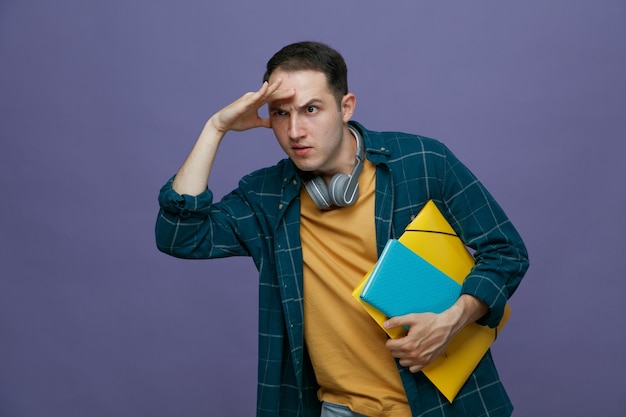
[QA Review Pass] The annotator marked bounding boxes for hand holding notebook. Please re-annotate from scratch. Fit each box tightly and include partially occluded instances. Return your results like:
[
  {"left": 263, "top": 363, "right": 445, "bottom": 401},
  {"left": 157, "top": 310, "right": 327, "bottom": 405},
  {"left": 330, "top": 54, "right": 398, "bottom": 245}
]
[{"left": 352, "top": 200, "right": 512, "bottom": 402}]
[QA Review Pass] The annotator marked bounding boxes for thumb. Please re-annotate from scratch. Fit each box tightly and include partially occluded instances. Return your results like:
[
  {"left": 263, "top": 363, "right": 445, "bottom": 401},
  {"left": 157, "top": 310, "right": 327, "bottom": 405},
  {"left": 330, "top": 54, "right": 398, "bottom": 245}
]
[
  {"left": 258, "top": 116, "right": 272, "bottom": 129},
  {"left": 384, "top": 314, "right": 410, "bottom": 330}
]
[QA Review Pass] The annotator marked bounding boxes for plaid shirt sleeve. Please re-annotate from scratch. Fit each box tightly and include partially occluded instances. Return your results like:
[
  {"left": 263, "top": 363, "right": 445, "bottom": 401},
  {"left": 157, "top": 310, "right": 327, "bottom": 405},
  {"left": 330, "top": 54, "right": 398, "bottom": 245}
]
[
  {"left": 155, "top": 166, "right": 322, "bottom": 417},
  {"left": 438, "top": 144, "right": 529, "bottom": 328},
  {"left": 155, "top": 174, "right": 268, "bottom": 261},
  {"left": 367, "top": 125, "right": 529, "bottom": 329}
]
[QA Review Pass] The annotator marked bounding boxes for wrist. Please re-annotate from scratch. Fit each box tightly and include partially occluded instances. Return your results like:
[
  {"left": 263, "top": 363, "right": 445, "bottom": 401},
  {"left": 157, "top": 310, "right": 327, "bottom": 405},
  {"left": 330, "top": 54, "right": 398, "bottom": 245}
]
[
  {"left": 197, "top": 117, "right": 228, "bottom": 148},
  {"left": 205, "top": 115, "right": 227, "bottom": 135},
  {"left": 444, "top": 294, "right": 489, "bottom": 332}
]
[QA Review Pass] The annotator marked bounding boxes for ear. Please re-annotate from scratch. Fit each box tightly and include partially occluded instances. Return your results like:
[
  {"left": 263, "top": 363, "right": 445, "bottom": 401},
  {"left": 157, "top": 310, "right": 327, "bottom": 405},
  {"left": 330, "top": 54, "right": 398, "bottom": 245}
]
[{"left": 340, "top": 93, "right": 356, "bottom": 122}]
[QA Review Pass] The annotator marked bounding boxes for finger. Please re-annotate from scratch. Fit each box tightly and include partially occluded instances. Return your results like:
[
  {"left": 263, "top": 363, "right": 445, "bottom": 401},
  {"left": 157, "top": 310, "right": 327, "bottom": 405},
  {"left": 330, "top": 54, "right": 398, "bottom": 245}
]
[
  {"left": 264, "top": 78, "right": 282, "bottom": 94},
  {"left": 256, "top": 79, "right": 282, "bottom": 102},
  {"left": 397, "top": 353, "right": 426, "bottom": 372},
  {"left": 268, "top": 87, "right": 296, "bottom": 102},
  {"left": 246, "top": 83, "right": 272, "bottom": 106},
  {"left": 257, "top": 116, "right": 272, "bottom": 129},
  {"left": 384, "top": 316, "right": 409, "bottom": 330},
  {"left": 246, "top": 81, "right": 292, "bottom": 111},
  {"left": 385, "top": 335, "right": 410, "bottom": 352},
  {"left": 408, "top": 364, "right": 424, "bottom": 373},
  {"left": 238, "top": 82, "right": 274, "bottom": 108},
  {"left": 257, "top": 81, "right": 271, "bottom": 95}
]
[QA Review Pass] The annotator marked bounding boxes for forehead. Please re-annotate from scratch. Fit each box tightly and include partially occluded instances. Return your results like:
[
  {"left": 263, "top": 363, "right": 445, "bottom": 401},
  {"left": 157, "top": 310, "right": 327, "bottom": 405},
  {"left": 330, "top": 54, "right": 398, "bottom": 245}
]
[{"left": 268, "top": 69, "right": 333, "bottom": 98}]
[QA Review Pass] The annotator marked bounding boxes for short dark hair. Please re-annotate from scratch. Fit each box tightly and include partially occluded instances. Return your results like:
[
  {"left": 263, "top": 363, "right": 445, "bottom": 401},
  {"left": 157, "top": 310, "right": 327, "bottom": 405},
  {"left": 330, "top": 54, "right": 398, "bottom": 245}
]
[{"left": 263, "top": 41, "right": 348, "bottom": 104}]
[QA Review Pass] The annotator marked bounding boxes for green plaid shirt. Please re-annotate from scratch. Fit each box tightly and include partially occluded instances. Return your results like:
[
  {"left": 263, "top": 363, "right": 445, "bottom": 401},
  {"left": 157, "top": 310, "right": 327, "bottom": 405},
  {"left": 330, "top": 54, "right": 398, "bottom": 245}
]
[{"left": 156, "top": 121, "right": 529, "bottom": 417}]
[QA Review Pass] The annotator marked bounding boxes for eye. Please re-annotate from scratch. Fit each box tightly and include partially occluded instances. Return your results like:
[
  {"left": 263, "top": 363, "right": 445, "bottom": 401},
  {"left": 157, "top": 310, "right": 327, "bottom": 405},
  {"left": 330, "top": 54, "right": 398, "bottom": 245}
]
[
  {"left": 306, "top": 106, "right": 318, "bottom": 114},
  {"left": 272, "top": 109, "right": 288, "bottom": 117}
]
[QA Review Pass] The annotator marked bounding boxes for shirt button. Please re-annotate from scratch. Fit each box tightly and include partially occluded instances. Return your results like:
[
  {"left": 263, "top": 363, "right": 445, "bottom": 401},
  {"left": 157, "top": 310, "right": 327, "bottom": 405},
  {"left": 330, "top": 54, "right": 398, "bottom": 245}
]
[{"left": 278, "top": 203, "right": 283, "bottom": 210}]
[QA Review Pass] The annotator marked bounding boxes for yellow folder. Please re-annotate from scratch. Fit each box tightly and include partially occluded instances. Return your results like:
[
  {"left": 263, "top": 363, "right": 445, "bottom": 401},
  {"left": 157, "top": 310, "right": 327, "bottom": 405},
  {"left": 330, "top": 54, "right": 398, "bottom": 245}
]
[{"left": 352, "top": 200, "right": 511, "bottom": 402}]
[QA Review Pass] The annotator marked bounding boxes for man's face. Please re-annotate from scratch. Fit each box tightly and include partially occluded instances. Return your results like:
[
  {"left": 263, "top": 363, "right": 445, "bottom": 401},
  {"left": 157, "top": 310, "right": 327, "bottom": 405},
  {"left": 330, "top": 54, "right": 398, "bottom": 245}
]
[{"left": 267, "top": 69, "right": 355, "bottom": 180}]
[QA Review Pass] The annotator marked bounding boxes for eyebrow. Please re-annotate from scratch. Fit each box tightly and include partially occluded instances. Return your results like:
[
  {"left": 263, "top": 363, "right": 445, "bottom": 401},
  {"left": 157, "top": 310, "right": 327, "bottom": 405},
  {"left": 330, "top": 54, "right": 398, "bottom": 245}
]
[{"left": 270, "top": 98, "right": 325, "bottom": 112}]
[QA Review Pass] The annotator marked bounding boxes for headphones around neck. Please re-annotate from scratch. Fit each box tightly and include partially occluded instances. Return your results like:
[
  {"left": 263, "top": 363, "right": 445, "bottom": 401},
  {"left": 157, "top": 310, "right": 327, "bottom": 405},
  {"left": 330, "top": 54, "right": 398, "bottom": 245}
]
[{"left": 304, "top": 127, "right": 365, "bottom": 210}]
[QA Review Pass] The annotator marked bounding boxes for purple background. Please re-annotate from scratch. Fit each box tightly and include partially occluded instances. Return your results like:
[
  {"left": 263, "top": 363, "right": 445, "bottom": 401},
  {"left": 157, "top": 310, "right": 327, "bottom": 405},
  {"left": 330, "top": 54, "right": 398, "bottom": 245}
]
[{"left": 1, "top": 1, "right": 625, "bottom": 416}]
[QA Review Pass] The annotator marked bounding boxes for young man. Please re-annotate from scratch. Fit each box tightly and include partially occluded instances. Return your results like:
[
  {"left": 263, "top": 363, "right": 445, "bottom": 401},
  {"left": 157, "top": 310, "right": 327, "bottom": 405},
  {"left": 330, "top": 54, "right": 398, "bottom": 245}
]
[{"left": 156, "top": 42, "right": 529, "bottom": 417}]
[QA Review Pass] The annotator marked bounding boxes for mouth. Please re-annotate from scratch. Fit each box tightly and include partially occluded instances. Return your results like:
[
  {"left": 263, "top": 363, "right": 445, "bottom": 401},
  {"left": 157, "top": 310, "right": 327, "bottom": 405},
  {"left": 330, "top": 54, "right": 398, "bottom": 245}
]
[{"left": 292, "top": 145, "right": 312, "bottom": 157}]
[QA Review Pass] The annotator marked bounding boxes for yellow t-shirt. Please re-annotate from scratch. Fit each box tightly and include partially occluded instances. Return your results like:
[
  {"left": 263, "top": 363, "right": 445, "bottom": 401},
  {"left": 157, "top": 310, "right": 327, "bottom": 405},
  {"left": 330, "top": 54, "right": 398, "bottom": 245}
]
[{"left": 301, "top": 160, "right": 412, "bottom": 417}]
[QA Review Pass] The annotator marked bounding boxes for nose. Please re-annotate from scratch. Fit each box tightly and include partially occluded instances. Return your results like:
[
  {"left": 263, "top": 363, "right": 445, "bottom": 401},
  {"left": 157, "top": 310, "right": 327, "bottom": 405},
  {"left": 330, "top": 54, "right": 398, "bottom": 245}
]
[{"left": 288, "top": 114, "right": 305, "bottom": 139}]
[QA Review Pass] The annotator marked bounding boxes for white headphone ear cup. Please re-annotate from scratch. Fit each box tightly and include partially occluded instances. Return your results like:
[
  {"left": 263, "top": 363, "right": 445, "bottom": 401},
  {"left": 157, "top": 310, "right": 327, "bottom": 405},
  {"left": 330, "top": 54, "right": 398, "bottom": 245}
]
[
  {"left": 305, "top": 176, "right": 332, "bottom": 209},
  {"left": 328, "top": 174, "right": 351, "bottom": 206}
]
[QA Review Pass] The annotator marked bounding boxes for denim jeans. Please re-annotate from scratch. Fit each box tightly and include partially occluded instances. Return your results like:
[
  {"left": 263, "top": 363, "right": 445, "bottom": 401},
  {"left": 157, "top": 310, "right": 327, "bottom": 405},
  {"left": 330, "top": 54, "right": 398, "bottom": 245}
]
[{"left": 320, "top": 401, "right": 369, "bottom": 417}]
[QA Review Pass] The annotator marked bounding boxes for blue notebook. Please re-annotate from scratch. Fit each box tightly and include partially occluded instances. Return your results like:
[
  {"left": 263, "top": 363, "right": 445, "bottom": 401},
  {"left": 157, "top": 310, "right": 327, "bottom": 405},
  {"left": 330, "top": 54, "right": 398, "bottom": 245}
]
[{"left": 359, "top": 239, "right": 461, "bottom": 318}]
